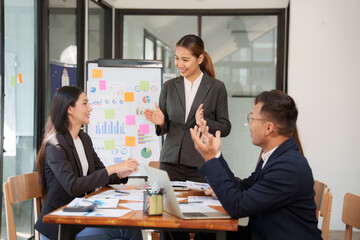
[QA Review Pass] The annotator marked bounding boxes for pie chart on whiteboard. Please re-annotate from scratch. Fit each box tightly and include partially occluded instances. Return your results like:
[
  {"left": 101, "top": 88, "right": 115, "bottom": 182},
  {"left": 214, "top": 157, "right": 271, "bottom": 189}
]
[{"left": 141, "top": 147, "right": 152, "bottom": 158}]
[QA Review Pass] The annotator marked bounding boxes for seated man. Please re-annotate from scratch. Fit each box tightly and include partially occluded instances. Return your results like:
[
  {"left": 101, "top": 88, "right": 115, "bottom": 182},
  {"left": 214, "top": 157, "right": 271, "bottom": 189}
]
[{"left": 190, "top": 90, "right": 322, "bottom": 240}]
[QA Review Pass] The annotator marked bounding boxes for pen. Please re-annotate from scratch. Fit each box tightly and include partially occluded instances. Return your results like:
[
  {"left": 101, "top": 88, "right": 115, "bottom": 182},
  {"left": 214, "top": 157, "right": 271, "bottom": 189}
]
[
  {"left": 179, "top": 201, "right": 203, "bottom": 204},
  {"left": 115, "top": 190, "right": 130, "bottom": 194}
]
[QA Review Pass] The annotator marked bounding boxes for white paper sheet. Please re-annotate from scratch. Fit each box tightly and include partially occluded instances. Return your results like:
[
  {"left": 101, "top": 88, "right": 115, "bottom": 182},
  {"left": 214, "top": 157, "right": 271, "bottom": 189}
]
[
  {"left": 179, "top": 204, "right": 218, "bottom": 213},
  {"left": 188, "top": 196, "right": 222, "bottom": 206},
  {"left": 119, "top": 202, "right": 143, "bottom": 211},
  {"left": 89, "top": 189, "right": 144, "bottom": 201},
  {"left": 186, "top": 181, "right": 209, "bottom": 190},
  {"left": 51, "top": 209, "right": 132, "bottom": 217}
]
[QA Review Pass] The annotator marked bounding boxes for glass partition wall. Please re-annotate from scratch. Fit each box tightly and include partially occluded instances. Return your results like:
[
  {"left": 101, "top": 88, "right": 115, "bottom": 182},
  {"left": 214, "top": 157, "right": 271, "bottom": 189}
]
[
  {"left": 118, "top": 10, "right": 286, "bottom": 178},
  {"left": 1, "top": 0, "right": 36, "bottom": 239}
]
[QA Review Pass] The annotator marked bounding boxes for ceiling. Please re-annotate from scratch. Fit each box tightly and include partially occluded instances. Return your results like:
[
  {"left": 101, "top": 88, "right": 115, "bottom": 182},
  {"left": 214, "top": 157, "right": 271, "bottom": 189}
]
[
  {"left": 49, "top": 0, "right": 289, "bottom": 9},
  {"left": 103, "top": 0, "right": 289, "bottom": 9}
]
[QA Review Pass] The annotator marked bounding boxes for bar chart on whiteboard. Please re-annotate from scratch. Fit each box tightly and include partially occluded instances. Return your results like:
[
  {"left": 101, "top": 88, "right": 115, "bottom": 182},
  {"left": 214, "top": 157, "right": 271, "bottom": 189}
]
[{"left": 86, "top": 60, "right": 162, "bottom": 177}]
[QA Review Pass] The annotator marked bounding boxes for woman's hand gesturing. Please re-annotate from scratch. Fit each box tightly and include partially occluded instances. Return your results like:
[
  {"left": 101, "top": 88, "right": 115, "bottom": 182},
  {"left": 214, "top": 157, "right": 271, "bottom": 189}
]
[{"left": 144, "top": 103, "right": 165, "bottom": 128}]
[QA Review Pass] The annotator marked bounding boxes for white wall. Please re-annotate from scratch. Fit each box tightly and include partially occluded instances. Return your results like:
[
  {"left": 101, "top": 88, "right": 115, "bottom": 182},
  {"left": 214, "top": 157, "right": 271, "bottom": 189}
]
[{"left": 288, "top": 0, "right": 360, "bottom": 230}]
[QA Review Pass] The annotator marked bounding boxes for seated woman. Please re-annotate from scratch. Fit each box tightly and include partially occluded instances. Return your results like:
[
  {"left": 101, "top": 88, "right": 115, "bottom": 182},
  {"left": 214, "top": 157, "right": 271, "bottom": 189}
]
[{"left": 35, "top": 86, "right": 143, "bottom": 240}]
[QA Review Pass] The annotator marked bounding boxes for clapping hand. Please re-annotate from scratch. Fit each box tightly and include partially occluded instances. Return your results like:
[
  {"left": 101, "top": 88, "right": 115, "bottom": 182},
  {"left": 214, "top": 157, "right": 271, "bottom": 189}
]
[
  {"left": 144, "top": 103, "right": 165, "bottom": 128},
  {"left": 195, "top": 104, "right": 204, "bottom": 126},
  {"left": 190, "top": 119, "right": 221, "bottom": 162}
]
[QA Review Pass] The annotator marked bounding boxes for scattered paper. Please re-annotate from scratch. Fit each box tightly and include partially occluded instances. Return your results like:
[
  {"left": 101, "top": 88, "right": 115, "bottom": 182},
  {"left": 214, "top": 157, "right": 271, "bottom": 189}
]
[
  {"left": 186, "top": 180, "right": 209, "bottom": 190},
  {"left": 188, "top": 196, "right": 222, "bottom": 206},
  {"left": 52, "top": 209, "right": 131, "bottom": 217},
  {"left": 119, "top": 202, "right": 143, "bottom": 211},
  {"left": 179, "top": 204, "right": 218, "bottom": 213}
]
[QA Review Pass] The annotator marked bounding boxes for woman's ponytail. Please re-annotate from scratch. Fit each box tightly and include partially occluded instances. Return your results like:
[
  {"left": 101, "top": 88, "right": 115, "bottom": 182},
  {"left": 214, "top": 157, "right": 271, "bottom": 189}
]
[{"left": 201, "top": 51, "right": 215, "bottom": 79}]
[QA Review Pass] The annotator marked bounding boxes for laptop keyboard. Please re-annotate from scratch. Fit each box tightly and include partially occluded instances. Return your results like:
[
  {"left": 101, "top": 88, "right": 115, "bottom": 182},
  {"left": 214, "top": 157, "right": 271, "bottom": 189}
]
[{"left": 183, "top": 212, "right": 207, "bottom": 217}]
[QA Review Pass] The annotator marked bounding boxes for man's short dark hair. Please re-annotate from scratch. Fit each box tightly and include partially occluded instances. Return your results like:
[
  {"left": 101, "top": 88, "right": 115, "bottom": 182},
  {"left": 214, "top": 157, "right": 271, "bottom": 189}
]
[{"left": 255, "top": 90, "right": 298, "bottom": 136}]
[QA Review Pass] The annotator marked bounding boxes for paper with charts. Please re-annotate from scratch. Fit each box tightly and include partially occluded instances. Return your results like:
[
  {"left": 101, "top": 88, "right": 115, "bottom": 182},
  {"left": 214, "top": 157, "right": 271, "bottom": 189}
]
[{"left": 87, "top": 61, "right": 162, "bottom": 176}]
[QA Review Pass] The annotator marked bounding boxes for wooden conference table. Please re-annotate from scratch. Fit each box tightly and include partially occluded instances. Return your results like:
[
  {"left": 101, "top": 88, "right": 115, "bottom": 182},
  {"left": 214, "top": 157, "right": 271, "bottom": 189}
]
[{"left": 43, "top": 185, "right": 239, "bottom": 240}]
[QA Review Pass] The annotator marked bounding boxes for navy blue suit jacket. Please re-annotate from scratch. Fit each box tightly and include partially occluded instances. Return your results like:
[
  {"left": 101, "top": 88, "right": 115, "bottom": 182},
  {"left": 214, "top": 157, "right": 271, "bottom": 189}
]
[
  {"left": 35, "top": 130, "right": 127, "bottom": 240},
  {"left": 199, "top": 137, "right": 322, "bottom": 240}
]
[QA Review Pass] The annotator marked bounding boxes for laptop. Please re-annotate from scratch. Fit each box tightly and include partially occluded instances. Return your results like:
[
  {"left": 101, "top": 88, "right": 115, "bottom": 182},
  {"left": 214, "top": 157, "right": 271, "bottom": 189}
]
[{"left": 144, "top": 165, "right": 231, "bottom": 220}]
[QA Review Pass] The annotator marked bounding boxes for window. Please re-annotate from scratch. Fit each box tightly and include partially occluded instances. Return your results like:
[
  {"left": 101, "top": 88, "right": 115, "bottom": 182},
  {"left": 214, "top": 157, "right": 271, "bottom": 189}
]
[{"left": 116, "top": 9, "right": 287, "bottom": 177}]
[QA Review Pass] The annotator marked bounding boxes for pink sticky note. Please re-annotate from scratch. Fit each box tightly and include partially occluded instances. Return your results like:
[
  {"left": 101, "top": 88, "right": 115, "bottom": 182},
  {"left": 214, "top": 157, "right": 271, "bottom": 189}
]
[
  {"left": 125, "top": 115, "right": 136, "bottom": 125},
  {"left": 99, "top": 80, "right": 106, "bottom": 90},
  {"left": 139, "top": 124, "right": 150, "bottom": 134}
]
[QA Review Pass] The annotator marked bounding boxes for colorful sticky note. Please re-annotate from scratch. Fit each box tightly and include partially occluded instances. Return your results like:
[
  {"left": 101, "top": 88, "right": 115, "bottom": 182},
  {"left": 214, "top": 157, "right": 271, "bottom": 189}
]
[
  {"left": 124, "top": 92, "right": 134, "bottom": 102},
  {"left": 11, "top": 76, "right": 15, "bottom": 87},
  {"left": 92, "top": 69, "right": 103, "bottom": 78},
  {"left": 99, "top": 80, "right": 106, "bottom": 90},
  {"left": 125, "top": 115, "right": 136, "bottom": 125},
  {"left": 139, "top": 124, "right": 150, "bottom": 134},
  {"left": 18, "top": 74, "right": 23, "bottom": 84},
  {"left": 104, "top": 140, "right": 115, "bottom": 150},
  {"left": 125, "top": 136, "right": 136, "bottom": 147},
  {"left": 140, "top": 81, "right": 150, "bottom": 91},
  {"left": 105, "top": 109, "right": 115, "bottom": 119}
]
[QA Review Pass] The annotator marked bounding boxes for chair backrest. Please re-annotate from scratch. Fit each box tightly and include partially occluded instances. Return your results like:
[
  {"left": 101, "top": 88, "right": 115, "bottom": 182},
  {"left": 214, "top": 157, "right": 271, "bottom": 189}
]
[
  {"left": 313, "top": 180, "right": 327, "bottom": 220},
  {"left": 319, "top": 187, "right": 332, "bottom": 240},
  {"left": 3, "top": 172, "right": 42, "bottom": 240},
  {"left": 342, "top": 193, "right": 360, "bottom": 240},
  {"left": 149, "top": 161, "right": 160, "bottom": 169}
]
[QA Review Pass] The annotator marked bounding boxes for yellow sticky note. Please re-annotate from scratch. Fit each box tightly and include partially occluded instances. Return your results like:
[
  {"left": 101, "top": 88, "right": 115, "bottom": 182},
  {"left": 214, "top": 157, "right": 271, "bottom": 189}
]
[
  {"left": 18, "top": 74, "right": 23, "bottom": 84},
  {"left": 125, "top": 136, "right": 136, "bottom": 146},
  {"left": 92, "top": 69, "right": 103, "bottom": 79},
  {"left": 140, "top": 81, "right": 150, "bottom": 91},
  {"left": 11, "top": 76, "right": 15, "bottom": 86},
  {"left": 124, "top": 92, "right": 134, "bottom": 102},
  {"left": 104, "top": 140, "right": 115, "bottom": 150},
  {"left": 105, "top": 109, "right": 115, "bottom": 119}
]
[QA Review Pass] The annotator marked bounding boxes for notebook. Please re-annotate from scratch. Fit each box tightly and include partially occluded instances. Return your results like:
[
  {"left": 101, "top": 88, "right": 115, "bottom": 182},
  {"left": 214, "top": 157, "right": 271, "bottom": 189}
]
[{"left": 144, "top": 165, "right": 231, "bottom": 220}]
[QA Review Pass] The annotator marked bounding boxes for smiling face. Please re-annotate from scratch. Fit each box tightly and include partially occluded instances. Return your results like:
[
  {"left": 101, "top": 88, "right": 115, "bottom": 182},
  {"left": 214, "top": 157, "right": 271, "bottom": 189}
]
[
  {"left": 249, "top": 102, "right": 269, "bottom": 148},
  {"left": 67, "top": 92, "right": 92, "bottom": 127},
  {"left": 175, "top": 46, "right": 204, "bottom": 82}
]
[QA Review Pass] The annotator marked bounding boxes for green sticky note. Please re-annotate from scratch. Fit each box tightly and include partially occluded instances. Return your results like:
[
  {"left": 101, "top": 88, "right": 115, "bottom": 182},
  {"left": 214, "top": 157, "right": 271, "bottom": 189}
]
[
  {"left": 140, "top": 81, "right": 150, "bottom": 91},
  {"left": 105, "top": 109, "right": 115, "bottom": 119},
  {"left": 11, "top": 76, "right": 15, "bottom": 86},
  {"left": 104, "top": 140, "right": 115, "bottom": 150}
]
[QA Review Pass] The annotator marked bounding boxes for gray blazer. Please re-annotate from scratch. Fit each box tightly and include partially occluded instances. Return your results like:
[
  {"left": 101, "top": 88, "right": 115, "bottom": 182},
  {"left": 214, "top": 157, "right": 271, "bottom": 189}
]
[{"left": 156, "top": 72, "right": 231, "bottom": 167}]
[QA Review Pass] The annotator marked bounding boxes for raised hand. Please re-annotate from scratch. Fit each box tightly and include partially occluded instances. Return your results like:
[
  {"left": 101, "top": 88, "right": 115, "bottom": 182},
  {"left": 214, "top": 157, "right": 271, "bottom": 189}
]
[
  {"left": 144, "top": 103, "right": 165, "bottom": 128},
  {"left": 195, "top": 103, "right": 204, "bottom": 126},
  {"left": 106, "top": 158, "right": 140, "bottom": 179},
  {"left": 190, "top": 119, "right": 221, "bottom": 162}
]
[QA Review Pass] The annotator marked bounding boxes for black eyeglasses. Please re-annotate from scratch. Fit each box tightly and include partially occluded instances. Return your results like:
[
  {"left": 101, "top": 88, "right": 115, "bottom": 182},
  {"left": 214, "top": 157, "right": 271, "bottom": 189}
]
[{"left": 247, "top": 113, "right": 269, "bottom": 124}]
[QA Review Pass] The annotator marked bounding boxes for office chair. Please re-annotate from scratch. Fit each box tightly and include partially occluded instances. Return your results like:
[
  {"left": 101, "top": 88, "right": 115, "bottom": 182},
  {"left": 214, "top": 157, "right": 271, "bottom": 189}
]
[
  {"left": 313, "top": 180, "right": 327, "bottom": 220},
  {"left": 318, "top": 187, "right": 333, "bottom": 240},
  {"left": 342, "top": 193, "right": 360, "bottom": 240},
  {"left": 3, "top": 172, "right": 42, "bottom": 240}
]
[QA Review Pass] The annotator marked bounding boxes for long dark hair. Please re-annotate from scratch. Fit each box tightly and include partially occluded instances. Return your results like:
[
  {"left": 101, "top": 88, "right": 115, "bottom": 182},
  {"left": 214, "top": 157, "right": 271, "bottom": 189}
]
[
  {"left": 176, "top": 34, "right": 215, "bottom": 78},
  {"left": 36, "top": 86, "right": 84, "bottom": 196}
]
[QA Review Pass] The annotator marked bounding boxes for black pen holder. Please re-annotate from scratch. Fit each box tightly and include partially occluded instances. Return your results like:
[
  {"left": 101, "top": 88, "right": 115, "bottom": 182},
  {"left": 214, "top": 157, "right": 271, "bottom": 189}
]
[{"left": 143, "top": 191, "right": 163, "bottom": 216}]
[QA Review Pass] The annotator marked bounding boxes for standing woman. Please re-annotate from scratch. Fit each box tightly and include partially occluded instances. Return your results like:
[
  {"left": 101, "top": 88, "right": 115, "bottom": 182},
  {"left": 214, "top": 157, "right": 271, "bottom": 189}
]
[
  {"left": 144, "top": 34, "right": 231, "bottom": 182},
  {"left": 35, "top": 86, "right": 142, "bottom": 240}
]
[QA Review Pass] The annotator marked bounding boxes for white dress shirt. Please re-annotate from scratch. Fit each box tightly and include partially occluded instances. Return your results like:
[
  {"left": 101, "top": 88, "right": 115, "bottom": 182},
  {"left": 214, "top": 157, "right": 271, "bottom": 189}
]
[
  {"left": 184, "top": 72, "right": 203, "bottom": 122},
  {"left": 261, "top": 146, "right": 278, "bottom": 169},
  {"left": 73, "top": 137, "right": 89, "bottom": 176}
]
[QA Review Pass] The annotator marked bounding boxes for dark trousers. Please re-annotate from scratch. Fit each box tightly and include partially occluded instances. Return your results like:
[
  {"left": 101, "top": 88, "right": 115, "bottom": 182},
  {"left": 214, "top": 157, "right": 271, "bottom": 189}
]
[{"left": 160, "top": 162, "right": 206, "bottom": 182}]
